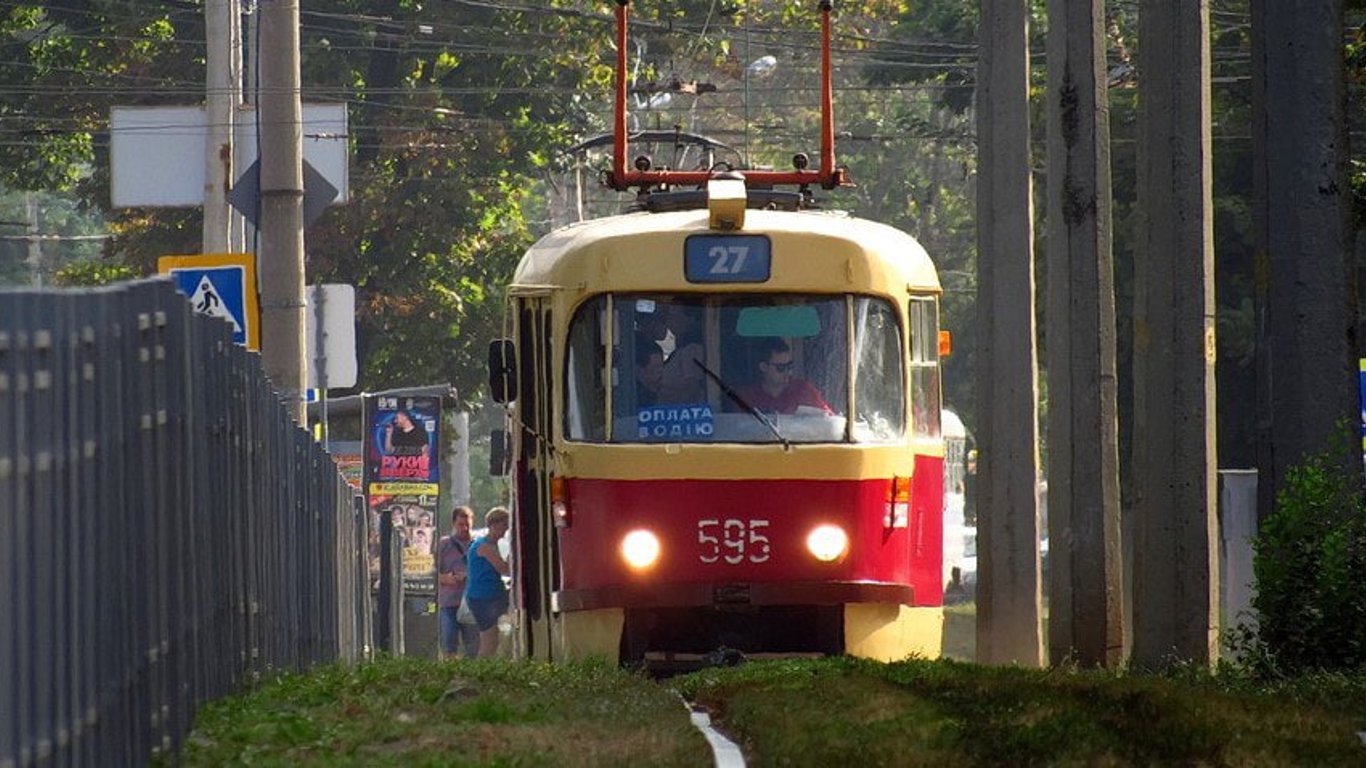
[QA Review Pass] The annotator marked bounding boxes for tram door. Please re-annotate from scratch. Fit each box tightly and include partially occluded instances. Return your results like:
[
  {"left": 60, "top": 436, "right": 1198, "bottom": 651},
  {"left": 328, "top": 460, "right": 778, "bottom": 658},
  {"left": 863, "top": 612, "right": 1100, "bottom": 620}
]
[{"left": 512, "top": 296, "right": 558, "bottom": 660}]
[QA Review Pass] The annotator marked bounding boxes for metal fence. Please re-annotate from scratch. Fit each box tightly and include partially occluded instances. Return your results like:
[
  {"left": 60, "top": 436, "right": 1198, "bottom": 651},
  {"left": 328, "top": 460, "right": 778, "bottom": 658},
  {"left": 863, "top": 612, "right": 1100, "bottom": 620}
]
[{"left": 0, "top": 279, "right": 371, "bottom": 767}]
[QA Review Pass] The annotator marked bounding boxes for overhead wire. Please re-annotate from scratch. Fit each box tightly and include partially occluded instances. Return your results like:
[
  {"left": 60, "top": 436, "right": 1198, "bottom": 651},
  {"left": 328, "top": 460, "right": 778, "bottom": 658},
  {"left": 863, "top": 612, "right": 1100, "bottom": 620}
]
[{"left": 0, "top": 0, "right": 1352, "bottom": 168}]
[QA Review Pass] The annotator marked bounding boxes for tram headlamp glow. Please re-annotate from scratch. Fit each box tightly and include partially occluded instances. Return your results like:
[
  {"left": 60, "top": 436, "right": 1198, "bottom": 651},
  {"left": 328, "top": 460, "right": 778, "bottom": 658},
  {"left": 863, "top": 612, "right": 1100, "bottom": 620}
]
[
  {"left": 806, "top": 524, "right": 849, "bottom": 562},
  {"left": 620, "top": 529, "right": 662, "bottom": 570}
]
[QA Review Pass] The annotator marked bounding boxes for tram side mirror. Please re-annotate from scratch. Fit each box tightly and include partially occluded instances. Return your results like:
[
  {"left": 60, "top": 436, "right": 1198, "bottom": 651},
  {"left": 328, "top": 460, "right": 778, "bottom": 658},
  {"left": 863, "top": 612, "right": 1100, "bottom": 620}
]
[
  {"left": 488, "top": 339, "right": 517, "bottom": 403},
  {"left": 489, "top": 429, "right": 512, "bottom": 476}
]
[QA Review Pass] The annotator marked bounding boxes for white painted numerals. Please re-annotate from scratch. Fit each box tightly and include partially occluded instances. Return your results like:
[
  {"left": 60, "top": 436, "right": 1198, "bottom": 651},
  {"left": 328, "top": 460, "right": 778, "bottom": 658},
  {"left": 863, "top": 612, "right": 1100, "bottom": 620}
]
[
  {"left": 697, "top": 518, "right": 771, "bottom": 564},
  {"left": 707, "top": 245, "right": 750, "bottom": 275}
]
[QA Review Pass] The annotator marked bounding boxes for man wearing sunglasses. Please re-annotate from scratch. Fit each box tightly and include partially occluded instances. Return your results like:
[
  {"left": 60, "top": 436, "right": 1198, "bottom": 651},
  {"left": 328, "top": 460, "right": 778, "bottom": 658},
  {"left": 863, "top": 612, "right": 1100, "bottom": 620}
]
[{"left": 737, "top": 337, "right": 833, "bottom": 415}]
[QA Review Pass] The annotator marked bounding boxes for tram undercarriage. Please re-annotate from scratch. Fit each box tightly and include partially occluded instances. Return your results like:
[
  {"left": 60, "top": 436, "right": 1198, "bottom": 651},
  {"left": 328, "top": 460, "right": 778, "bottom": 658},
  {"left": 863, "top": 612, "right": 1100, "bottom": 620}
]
[
  {"left": 545, "top": 600, "right": 945, "bottom": 671},
  {"left": 622, "top": 604, "right": 844, "bottom": 671}
]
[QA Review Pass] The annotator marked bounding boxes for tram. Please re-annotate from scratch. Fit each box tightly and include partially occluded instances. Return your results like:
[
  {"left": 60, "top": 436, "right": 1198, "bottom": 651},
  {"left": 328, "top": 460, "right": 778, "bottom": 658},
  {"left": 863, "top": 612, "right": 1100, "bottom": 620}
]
[{"left": 487, "top": 0, "right": 948, "bottom": 667}]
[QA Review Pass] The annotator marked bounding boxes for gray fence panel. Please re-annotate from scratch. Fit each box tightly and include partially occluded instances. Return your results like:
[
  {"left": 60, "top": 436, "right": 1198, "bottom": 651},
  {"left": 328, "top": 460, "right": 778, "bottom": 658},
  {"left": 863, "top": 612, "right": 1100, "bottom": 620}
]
[
  {"left": 52, "top": 293, "right": 73, "bottom": 765},
  {"left": 1, "top": 294, "right": 25, "bottom": 768},
  {"left": 1, "top": 280, "right": 371, "bottom": 767},
  {"left": 70, "top": 296, "right": 96, "bottom": 767},
  {"left": 130, "top": 281, "right": 160, "bottom": 762},
  {"left": 20, "top": 295, "right": 45, "bottom": 766}
]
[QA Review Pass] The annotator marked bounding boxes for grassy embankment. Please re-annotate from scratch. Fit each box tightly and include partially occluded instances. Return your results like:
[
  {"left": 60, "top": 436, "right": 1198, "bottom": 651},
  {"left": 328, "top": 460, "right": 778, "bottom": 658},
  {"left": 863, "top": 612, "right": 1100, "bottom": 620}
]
[
  {"left": 179, "top": 656, "right": 709, "bottom": 767},
  {"left": 181, "top": 606, "right": 1366, "bottom": 767},
  {"left": 677, "top": 656, "right": 1366, "bottom": 767}
]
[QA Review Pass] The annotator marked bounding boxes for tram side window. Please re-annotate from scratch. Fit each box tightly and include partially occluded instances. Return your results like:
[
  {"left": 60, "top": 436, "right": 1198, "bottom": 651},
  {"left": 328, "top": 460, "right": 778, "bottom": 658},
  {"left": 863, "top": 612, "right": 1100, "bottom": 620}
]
[
  {"left": 564, "top": 296, "right": 607, "bottom": 441},
  {"left": 909, "top": 297, "right": 942, "bottom": 439},
  {"left": 852, "top": 297, "right": 905, "bottom": 442}
]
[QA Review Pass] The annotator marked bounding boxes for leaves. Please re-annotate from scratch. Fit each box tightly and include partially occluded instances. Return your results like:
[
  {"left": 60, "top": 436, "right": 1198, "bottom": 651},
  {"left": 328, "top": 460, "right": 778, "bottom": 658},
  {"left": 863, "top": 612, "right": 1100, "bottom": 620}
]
[{"left": 1246, "top": 427, "right": 1366, "bottom": 674}]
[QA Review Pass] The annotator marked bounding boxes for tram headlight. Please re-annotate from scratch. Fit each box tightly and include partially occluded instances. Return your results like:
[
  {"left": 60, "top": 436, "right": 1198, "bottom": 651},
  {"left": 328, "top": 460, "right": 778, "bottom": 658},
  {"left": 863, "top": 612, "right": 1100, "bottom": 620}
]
[
  {"left": 806, "top": 524, "right": 849, "bottom": 563},
  {"left": 620, "top": 529, "right": 661, "bottom": 570}
]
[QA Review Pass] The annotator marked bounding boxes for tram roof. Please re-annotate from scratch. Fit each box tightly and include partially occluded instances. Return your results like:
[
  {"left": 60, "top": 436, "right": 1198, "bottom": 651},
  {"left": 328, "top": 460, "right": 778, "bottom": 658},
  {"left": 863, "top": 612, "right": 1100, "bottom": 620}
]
[{"left": 511, "top": 208, "right": 941, "bottom": 295}]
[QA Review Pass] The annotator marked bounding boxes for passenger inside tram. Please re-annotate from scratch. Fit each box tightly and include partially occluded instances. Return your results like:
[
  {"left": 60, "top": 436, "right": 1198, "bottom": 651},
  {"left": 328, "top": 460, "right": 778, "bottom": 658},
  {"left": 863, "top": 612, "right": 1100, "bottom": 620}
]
[
  {"left": 656, "top": 302, "right": 706, "bottom": 404},
  {"left": 633, "top": 335, "right": 665, "bottom": 407},
  {"left": 633, "top": 299, "right": 706, "bottom": 405}
]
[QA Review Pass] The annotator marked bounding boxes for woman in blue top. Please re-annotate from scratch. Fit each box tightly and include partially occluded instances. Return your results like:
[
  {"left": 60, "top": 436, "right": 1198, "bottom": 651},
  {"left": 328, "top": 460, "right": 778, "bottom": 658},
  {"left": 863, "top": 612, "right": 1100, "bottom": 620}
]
[{"left": 466, "top": 507, "right": 511, "bottom": 657}]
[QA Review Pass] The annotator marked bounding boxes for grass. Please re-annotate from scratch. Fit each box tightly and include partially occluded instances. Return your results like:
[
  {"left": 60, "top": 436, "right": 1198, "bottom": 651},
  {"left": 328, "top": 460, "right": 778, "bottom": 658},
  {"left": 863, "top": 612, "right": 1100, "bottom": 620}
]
[
  {"left": 942, "top": 602, "right": 977, "bottom": 661},
  {"left": 672, "top": 656, "right": 1366, "bottom": 767},
  {"left": 179, "top": 644, "right": 1366, "bottom": 767},
  {"left": 180, "top": 655, "right": 709, "bottom": 767}
]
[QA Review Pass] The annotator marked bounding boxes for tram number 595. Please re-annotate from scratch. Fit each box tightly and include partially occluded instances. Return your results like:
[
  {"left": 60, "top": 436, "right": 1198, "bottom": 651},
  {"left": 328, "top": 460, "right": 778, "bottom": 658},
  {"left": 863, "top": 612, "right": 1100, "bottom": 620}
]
[{"left": 697, "top": 518, "right": 771, "bottom": 564}]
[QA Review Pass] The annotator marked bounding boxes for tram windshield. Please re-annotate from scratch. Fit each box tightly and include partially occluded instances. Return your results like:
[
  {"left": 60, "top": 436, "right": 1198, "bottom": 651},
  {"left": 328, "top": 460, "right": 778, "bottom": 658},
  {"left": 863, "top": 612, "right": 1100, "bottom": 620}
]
[{"left": 564, "top": 294, "right": 907, "bottom": 444}]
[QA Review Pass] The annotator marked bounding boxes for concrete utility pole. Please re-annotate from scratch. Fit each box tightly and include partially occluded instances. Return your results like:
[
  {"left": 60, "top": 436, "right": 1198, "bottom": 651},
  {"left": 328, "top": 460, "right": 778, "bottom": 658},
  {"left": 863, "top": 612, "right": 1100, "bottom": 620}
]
[
  {"left": 1252, "top": 0, "right": 1356, "bottom": 519},
  {"left": 25, "top": 193, "right": 42, "bottom": 287},
  {"left": 258, "top": 0, "right": 307, "bottom": 422},
  {"left": 974, "top": 0, "right": 1044, "bottom": 667},
  {"left": 1044, "top": 0, "right": 1124, "bottom": 668},
  {"left": 203, "top": 0, "right": 241, "bottom": 253},
  {"left": 1132, "top": 0, "right": 1219, "bottom": 668}
]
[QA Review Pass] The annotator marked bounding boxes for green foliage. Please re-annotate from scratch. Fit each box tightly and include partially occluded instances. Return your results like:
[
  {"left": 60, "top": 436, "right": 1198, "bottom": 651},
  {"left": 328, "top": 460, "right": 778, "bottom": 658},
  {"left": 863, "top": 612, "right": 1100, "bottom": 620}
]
[
  {"left": 1244, "top": 432, "right": 1366, "bottom": 674},
  {"left": 52, "top": 258, "right": 134, "bottom": 286},
  {"left": 865, "top": 0, "right": 1048, "bottom": 114},
  {"left": 294, "top": 0, "right": 619, "bottom": 404},
  {"left": 0, "top": 2, "right": 200, "bottom": 191},
  {"left": 0, "top": 188, "right": 109, "bottom": 285}
]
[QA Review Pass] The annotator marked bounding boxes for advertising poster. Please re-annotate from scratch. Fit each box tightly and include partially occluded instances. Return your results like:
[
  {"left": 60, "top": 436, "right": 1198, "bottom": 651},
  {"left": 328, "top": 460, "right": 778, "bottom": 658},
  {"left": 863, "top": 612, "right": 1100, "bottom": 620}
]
[{"left": 363, "top": 395, "right": 441, "bottom": 594}]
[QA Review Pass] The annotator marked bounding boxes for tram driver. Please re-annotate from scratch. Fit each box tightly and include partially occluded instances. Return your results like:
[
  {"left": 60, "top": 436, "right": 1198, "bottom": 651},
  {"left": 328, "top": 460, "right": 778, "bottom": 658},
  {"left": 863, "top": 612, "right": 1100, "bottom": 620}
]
[{"left": 736, "top": 338, "right": 833, "bottom": 415}]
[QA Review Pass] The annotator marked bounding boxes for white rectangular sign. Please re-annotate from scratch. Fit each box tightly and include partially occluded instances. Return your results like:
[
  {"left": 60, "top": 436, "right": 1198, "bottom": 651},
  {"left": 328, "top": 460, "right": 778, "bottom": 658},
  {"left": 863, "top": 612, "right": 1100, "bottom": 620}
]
[
  {"left": 110, "top": 103, "right": 349, "bottom": 207},
  {"left": 306, "top": 283, "right": 358, "bottom": 390}
]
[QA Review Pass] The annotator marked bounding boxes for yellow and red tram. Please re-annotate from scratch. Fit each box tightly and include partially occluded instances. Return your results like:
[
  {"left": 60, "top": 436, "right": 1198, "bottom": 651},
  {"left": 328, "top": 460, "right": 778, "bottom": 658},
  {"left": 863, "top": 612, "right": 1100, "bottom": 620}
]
[
  {"left": 486, "top": 0, "right": 948, "bottom": 668},
  {"left": 489, "top": 186, "right": 948, "bottom": 666}
]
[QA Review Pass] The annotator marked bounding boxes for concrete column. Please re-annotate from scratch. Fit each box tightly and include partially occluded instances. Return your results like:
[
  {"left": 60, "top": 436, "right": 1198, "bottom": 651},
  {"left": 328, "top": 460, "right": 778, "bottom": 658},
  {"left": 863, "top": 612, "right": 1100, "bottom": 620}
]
[
  {"left": 258, "top": 0, "right": 307, "bottom": 422},
  {"left": 1252, "top": 0, "right": 1356, "bottom": 518},
  {"left": 203, "top": 0, "right": 239, "bottom": 253},
  {"left": 1044, "top": 0, "right": 1124, "bottom": 668},
  {"left": 974, "top": 0, "right": 1044, "bottom": 667},
  {"left": 450, "top": 411, "right": 471, "bottom": 509},
  {"left": 1131, "top": 0, "right": 1219, "bottom": 668}
]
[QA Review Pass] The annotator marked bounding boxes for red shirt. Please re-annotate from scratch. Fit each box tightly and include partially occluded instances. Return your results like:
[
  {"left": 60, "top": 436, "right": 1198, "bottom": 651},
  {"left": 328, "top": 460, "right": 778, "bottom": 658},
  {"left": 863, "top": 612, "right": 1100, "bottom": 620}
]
[{"left": 736, "top": 379, "right": 833, "bottom": 415}]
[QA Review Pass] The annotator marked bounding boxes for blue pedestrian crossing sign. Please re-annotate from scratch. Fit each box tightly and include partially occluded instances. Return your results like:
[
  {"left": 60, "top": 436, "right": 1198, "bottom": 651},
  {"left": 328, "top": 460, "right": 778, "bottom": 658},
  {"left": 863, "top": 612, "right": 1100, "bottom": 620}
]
[{"left": 157, "top": 253, "right": 260, "bottom": 350}]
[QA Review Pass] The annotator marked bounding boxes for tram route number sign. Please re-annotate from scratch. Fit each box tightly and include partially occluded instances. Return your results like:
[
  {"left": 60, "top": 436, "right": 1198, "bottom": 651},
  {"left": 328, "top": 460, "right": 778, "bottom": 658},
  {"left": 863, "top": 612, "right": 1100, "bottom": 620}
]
[
  {"left": 698, "top": 518, "right": 772, "bottom": 564},
  {"left": 684, "top": 234, "right": 772, "bottom": 283}
]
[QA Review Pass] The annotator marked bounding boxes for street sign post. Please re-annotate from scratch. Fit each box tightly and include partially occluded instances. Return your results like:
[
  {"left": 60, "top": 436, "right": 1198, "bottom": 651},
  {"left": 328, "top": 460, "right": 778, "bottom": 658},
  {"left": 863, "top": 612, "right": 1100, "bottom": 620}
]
[{"left": 157, "top": 253, "right": 260, "bottom": 350}]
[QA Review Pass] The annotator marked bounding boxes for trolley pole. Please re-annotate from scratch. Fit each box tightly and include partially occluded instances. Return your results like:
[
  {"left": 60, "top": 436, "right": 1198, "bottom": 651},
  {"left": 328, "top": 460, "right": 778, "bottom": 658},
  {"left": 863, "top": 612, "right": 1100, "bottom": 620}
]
[
  {"left": 1132, "top": 0, "right": 1219, "bottom": 669},
  {"left": 974, "top": 0, "right": 1044, "bottom": 667},
  {"left": 1044, "top": 0, "right": 1125, "bottom": 668},
  {"left": 258, "top": 0, "right": 307, "bottom": 422}
]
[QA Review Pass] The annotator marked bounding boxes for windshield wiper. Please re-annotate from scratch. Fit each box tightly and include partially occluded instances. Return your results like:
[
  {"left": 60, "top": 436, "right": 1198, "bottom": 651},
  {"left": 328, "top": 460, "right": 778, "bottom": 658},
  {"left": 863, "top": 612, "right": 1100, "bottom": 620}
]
[{"left": 693, "top": 359, "right": 791, "bottom": 450}]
